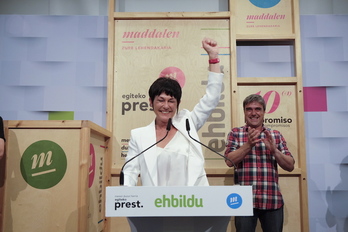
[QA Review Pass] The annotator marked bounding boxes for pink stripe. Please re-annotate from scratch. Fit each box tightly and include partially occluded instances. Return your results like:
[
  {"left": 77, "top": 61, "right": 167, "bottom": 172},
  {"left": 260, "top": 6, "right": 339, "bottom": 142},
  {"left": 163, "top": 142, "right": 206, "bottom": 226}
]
[{"left": 303, "top": 87, "right": 327, "bottom": 112}]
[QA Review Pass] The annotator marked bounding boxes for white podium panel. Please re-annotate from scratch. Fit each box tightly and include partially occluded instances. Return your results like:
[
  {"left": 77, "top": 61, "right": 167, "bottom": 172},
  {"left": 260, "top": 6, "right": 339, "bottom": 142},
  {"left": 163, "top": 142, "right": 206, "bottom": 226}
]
[{"left": 106, "top": 186, "right": 252, "bottom": 217}]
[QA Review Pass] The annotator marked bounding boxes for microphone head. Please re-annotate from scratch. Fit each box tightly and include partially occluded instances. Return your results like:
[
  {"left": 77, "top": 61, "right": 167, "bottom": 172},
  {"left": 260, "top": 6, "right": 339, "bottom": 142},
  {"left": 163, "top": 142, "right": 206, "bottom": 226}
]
[
  {"left": 186, "top": 119, "right": 190, "bottom": 131},
  {"left": 166, "top": 118, "right": 172, "bottom": 131},
  {"left": 119, "top": 171, "right": 124, "bottom": 186},
  {"left": 234, "top": 169, "right": 239, "bottom": 185}
]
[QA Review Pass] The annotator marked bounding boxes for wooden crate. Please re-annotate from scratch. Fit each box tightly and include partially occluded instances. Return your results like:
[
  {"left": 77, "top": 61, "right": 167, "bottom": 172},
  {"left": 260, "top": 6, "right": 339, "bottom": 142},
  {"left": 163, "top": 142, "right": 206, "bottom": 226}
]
[{"left": 0, "top": 120, "right": 112, "bottom": 232}]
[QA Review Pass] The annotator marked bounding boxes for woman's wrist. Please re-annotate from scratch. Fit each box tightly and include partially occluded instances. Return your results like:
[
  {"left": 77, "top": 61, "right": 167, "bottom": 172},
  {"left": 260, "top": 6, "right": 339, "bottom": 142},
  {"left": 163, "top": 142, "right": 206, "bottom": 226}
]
[{"left": 208, "top": 53, "right": 219, "bottom": 60}]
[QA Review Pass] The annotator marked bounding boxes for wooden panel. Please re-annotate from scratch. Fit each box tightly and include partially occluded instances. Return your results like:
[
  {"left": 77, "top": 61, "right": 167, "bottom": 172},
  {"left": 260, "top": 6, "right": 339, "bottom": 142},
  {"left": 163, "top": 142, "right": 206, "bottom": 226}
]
[
  {"left": 280, "top": 177, "right": 301, "bottom": 232},
  {"left": 113, "top": 12, "right": 231, "bottom": 19},
  {"left": 111, "top": 19, "right": 231, "bottom": 170},
  {"left": 235, "top": 0, "right": 295, "bottom": 35},
  {"left": 3, "top": 128, "right": 80, "bottom": 232},
  {"left": 89, "top": 133, "right": 111, "bottom": 232},
  {"left": 107, "top": 0, "right": 308, "bottom": 231},
  {"left": 1, "top": 121, "right": 111, "bottom": 232}
]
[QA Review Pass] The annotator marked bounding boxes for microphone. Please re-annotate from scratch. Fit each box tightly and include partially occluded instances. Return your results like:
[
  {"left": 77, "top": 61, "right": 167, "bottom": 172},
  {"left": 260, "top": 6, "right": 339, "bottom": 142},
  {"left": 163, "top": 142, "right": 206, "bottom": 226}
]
[
  {"left": 185, "top": 119, "right": 239, "bottom": 185},
  {"left": 119, "top": 118, "right": 172, "bottom": 186}
]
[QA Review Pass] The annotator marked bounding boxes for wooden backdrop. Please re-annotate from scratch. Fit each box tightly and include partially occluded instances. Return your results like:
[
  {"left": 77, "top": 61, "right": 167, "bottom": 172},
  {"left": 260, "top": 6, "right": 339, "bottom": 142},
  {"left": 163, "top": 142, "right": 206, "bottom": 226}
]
[{"left": 106, "top": 0, "right": 308, "bottom": 231}]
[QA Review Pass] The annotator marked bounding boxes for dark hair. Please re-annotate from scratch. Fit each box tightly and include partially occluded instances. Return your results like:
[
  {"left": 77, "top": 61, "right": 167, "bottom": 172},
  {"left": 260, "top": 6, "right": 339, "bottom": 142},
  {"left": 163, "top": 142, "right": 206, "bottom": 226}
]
[
  {"left": 243, "top": 94, "right": 266, "bottom": 111},
  {"left": 148, "top": 77, "right": 182, "bottom": 108}
]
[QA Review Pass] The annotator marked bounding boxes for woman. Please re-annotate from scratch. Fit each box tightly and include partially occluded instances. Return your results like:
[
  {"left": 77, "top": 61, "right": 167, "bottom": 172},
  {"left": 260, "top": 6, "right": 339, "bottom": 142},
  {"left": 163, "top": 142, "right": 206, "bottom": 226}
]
[{"left": 123, "top": 38, "right": 223, "bottom": 187}]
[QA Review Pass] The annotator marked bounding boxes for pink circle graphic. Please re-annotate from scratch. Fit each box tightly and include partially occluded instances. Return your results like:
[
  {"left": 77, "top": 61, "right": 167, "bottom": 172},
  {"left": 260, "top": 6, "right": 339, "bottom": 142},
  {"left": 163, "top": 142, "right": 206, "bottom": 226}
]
[
  {"left": 159, "top": 67, "right": 186, "bottom": 88},
  {"left": 88, "top": 144, "right": 96, "bottom": 188}
]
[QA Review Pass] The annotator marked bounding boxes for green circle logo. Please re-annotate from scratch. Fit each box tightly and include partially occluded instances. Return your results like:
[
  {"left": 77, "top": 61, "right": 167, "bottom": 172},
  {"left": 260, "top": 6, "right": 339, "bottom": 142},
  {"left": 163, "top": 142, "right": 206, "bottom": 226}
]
[{"left": 20, "top": 140, "right": 67, "bottom": 189}]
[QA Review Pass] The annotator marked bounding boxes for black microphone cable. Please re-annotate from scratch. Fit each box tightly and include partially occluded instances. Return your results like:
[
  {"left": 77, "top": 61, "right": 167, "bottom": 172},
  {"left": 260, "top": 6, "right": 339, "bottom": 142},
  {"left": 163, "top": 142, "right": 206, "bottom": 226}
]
[{"left": 185, "top": 118, "right": 239, "bottom": 185}]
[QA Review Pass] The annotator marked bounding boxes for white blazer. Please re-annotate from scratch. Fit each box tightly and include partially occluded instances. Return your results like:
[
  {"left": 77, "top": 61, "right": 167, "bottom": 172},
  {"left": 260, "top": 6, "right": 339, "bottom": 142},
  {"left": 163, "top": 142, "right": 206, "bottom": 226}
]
[{"left": 123, "top": 72, "right": 224, "bottom": 186}]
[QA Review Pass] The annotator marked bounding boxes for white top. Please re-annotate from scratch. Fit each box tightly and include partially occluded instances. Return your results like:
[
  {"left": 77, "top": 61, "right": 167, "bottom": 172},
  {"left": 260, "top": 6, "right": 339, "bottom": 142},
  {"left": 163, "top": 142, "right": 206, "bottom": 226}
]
[{"left": 156, "top": 131, "right": 189, "bottom": 186}]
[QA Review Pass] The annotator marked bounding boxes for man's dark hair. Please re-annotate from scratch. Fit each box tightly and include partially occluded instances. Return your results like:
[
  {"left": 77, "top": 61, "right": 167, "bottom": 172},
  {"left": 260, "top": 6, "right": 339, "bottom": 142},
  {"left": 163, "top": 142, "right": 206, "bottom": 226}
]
[{"left": 243, "top": 94, "right": 266, "bottom": 111}]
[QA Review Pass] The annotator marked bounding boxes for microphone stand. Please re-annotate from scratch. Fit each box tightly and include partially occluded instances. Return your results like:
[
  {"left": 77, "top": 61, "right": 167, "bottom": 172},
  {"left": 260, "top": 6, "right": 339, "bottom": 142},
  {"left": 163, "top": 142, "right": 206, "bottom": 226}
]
[{"left": 185, "top": 119, "right": 239, "bottom": 185}]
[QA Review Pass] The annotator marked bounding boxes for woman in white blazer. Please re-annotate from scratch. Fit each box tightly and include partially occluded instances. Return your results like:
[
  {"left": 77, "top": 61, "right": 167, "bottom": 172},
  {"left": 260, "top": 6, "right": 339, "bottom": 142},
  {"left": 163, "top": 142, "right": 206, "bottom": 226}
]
[{"left": 123, "top": 38, "right": 223, "bottom": 187}]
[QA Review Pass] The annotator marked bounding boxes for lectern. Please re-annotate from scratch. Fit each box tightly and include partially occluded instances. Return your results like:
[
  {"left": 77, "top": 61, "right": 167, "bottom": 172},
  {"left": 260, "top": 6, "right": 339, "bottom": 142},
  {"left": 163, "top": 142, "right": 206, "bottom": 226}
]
[{"left": 106, "top": 185, "right": 252, "bottom": 232}]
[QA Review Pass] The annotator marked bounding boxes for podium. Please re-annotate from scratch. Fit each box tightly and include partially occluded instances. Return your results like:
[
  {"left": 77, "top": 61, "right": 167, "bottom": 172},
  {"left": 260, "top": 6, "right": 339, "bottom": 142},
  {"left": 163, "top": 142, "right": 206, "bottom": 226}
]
[{"left": 106, "top": 185, "right": 253, "bottom": 232}]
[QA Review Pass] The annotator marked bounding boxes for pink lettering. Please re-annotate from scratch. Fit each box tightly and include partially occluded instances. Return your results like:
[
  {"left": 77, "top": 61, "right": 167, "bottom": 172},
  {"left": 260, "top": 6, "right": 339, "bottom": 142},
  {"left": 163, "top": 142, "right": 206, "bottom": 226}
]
[
  {"left": 123, "top": 29, "right": 180, "bottom": 39},
  {"left": 246, "top": 13, "right": 286, "bottom": 20}
]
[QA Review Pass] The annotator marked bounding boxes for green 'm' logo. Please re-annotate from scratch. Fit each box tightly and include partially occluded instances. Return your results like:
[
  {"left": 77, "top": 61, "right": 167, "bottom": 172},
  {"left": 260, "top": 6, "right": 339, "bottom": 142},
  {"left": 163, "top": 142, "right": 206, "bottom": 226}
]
[{"left": 20, "top": 140, "right": 67, "bottom": 189}]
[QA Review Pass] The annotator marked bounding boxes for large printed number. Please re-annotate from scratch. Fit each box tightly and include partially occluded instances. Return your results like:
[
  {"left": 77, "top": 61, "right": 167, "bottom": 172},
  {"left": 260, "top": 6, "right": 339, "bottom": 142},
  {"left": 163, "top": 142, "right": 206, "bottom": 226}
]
[{"left": 256, "top": 91, "right": 280, "bottom": 114}]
